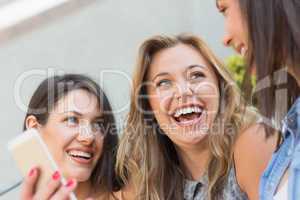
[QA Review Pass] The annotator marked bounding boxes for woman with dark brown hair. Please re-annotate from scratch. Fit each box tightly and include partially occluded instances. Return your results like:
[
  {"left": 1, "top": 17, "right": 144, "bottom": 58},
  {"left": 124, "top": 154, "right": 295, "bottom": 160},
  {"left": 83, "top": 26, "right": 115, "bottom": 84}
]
[
  {"left": 216, "top": 0, "right": 300, "bottom": 199},
  {"left": 20, "top": 74, "right": 121, "bottom": 200}
]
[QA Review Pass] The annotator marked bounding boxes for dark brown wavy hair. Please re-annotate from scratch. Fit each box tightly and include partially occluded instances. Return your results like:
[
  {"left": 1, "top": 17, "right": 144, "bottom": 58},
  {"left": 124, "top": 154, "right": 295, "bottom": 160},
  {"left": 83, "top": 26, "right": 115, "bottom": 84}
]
[
  {"left": 217, "top": 0, "right": 300, "bottom": 135},
  {"left": 23, "top": 74, "right": 121, "bottom": 197}
]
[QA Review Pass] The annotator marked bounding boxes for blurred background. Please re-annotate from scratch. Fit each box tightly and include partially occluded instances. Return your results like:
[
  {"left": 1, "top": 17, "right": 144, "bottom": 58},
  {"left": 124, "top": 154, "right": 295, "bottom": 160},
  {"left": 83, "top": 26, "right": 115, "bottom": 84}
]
[{"left": 0, "top": 0, "right": 236, "bottom": 198}]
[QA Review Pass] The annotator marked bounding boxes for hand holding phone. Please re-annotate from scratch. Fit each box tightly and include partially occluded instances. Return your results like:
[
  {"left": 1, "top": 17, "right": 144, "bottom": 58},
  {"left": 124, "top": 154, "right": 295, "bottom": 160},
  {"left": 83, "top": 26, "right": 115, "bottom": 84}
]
[{"left": 8, "top": 129, "right": 77, "bottom": 200}]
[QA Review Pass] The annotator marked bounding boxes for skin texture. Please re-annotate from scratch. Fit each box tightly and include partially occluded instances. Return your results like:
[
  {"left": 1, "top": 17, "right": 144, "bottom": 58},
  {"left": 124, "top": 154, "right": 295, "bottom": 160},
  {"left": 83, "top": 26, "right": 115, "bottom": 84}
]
[
  {"left": 218, "top": 0, "right": 300, "bottom": 85},
  {"left": 37, "top": 89, "right": 103, "bottom": 182},
  {"left": 146, "top": 44, "right": 220, "bottom": 179},
  {"left": 217, "top": 0, "right": 249, "bottom": 56},
  {"left": 22, "top": 89, "right": 105, "bottom": 200},
  {"left": 234, "top": 124, "right": 278, "bottom": 200},
  {"left": 217, "top": 0, "right": 278, "bottom": 199}
]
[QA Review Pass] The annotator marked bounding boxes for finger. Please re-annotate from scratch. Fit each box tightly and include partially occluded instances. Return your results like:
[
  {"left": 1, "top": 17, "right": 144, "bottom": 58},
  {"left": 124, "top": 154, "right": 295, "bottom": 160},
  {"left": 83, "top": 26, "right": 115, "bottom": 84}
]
[
  {"left": 50, "top": 179, "right": 77, "bottom": 200},
  {"left": 34, "top": 171, "right": 62, "bottom": 200},
  {"left": 20, "top": 167, "right": 39, "bottom": 200}
]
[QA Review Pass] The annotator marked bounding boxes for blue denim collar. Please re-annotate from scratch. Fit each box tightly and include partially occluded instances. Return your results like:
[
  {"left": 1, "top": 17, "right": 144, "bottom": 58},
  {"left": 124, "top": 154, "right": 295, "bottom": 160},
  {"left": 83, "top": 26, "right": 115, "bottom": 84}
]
[
  {"left": 282, "top": 96, "right": 300, "bottom": 139},
  {"left": 259, "top": 96, "right": 300, "bottom": 200}
]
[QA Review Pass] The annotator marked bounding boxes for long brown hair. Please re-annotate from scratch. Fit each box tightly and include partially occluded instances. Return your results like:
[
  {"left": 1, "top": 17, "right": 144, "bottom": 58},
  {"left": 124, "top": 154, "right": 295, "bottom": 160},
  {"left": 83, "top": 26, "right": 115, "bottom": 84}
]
[
  {"left": 237, "top": 0, "right": 300, "bottom": 134},
  {"left": 23, "top": 74, "right": 121, "bottom": 196},
  {"left": 116, "top": 34, "right": 257, "bottom": 200}
]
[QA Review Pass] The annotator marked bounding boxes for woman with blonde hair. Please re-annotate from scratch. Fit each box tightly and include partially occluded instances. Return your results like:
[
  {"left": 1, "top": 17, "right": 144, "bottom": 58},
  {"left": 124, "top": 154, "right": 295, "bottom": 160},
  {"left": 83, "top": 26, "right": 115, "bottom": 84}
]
[{"left": 116, "top": 34, "right": 276, "bottom": 200}]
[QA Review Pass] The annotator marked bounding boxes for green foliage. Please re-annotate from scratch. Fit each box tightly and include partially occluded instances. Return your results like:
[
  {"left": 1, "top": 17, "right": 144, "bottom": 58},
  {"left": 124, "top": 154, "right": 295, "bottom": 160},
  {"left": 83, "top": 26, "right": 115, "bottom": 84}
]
[
  {"left": 225, "top": 55, "right": 256, "bottom": 88},
  {"left": 226, "top": 55, "right": 246, "bottom": 87}
]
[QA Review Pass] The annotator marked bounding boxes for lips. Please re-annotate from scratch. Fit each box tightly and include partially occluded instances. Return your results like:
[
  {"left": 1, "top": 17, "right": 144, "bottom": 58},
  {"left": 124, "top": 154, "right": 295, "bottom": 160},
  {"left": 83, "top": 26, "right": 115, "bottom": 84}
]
[
  {"left": 66, "top": 148, "right": 94, "bottom": 165},
  {"left": 170, "top": 104, "right": 204, "bottom": 127},
  {"left": 240, "top": 46, "right": 247, "bottom": 57},
  {"left": 173, "top": 106, "right": 203, "bottom": 118}
]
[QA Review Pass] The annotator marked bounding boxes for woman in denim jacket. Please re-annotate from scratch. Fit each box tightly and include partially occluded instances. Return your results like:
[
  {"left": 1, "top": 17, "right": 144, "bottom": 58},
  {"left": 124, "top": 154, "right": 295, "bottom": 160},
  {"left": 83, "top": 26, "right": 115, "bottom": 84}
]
[
  {"left": 216, "top": 0, "right": 300, "bottom": 199},
  {"left": 260, "top": 98, "right": 300, "bottom": 200}
]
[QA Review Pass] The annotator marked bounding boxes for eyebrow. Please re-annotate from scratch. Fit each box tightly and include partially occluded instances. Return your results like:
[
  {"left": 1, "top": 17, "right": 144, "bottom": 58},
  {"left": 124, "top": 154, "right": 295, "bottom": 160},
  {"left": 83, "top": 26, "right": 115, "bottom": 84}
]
[
  {"left": 151, "top": 64, "right": 207, "bottom": 82},
  {"left": 63, "top": 110, "right": 103, "bottom": 119},
  {"left": 185, "top": 64, "right": 207, "bottom": 72},
  {"left": 63, "top": 110, "right": 83, "bottom": 116},
  {"left": 151, "top": 72, "right": 170, "bottom": 82}
]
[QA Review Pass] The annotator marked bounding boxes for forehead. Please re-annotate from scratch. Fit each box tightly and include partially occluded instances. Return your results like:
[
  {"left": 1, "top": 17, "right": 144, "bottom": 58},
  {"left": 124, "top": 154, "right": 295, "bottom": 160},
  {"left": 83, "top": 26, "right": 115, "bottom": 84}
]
[
  {"left": 148, "top": 44, "right": 211, "bottom": 75},
  {"left": 53, "top": 89, "right": 101, "bottom": 115}
]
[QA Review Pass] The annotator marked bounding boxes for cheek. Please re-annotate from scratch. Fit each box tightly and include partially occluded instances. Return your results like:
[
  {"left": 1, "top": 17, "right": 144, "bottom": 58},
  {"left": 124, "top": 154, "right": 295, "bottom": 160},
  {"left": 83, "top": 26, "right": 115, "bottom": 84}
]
[
  {"left": 40, "top": 124, "right": 75, "bottom": 159},
  {"left": 194, "top": 81, "right": 219, "bottom": 101},
  {"left": 231, "top": 7, "right": 247, "bottom": 40},
  {"left": 94, "top": 138, "right": 104, "bottom": 159},
  {"left": 148, "top": 94, "right": 175, "bottom": 135},
  {"left": 224, "top": 17, "right": 232, "bottom": 34},
  {"left": 148, "top": 90, "right": 173, "bottom": 117},
  {"left": 227, "top": 19, "right": 241, "bottom": 39},
  {"left": 194, "top": 81, "right": 220, "bottom": 117}
]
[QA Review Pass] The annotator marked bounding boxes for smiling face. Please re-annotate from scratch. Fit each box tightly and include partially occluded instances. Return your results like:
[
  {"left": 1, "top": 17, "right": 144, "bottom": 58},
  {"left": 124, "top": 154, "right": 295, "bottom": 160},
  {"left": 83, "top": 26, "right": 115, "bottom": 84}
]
[
  {"left": 146, "top": 44, "right": 220, "bottom": 148},
  {"left": 217, "top": 0, "right": 249, "bottom": 57},
  {"left": 36, "top": 89, "right": 104, "bottom": 182}
]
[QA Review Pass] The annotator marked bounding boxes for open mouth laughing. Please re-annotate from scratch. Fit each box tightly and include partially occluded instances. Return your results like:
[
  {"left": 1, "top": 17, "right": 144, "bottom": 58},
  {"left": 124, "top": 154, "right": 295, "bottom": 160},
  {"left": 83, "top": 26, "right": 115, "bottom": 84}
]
[
  {"left": 170, "top": 104, "right": 205, "bottom": 127},
  {"left": 66, "top": 149, "right": 94, "bottom": 165}
]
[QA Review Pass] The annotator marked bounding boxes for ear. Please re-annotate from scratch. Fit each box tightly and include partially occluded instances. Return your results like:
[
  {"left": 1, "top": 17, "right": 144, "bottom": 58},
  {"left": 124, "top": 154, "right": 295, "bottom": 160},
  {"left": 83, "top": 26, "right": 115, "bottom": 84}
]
[{"left": 25, "top": 115, "right": 40, "bottom": 130}]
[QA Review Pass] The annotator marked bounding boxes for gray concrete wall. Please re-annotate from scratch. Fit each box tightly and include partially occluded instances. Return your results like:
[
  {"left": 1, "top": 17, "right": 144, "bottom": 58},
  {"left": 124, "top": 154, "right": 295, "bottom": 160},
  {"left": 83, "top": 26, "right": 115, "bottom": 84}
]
[{"left": 0, "top": 1, "right": 232, "bottom": 198}]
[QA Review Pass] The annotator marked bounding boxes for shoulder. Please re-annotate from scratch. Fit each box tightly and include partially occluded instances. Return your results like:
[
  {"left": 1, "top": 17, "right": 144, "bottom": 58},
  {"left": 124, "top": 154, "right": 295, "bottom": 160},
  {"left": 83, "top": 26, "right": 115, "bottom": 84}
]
[
  {"left": 233, "top": 123, "right": 278, "bottom": 199},
  {"left": 235, "top": 123, "right": 277, "bottom": 151}
]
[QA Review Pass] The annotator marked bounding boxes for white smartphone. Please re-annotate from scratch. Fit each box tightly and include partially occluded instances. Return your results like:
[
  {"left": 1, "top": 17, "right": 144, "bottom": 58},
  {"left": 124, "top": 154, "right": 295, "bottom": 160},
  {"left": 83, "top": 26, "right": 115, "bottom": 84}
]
[{"left": 7, "top": 129, "right": 77, "bottom": 200}]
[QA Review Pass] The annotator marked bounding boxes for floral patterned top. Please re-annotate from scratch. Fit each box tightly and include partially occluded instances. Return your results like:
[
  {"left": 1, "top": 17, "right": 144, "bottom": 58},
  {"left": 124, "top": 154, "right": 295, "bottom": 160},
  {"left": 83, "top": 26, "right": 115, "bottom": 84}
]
[{"left": 184, "top": 167, "right": 248, "bottom": 200}]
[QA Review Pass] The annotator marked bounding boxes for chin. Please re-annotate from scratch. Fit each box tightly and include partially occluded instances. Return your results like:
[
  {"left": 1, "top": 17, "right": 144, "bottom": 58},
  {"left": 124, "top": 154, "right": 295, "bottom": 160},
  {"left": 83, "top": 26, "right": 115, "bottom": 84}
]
[
  {"left": 174, "top": 131, "right": 208, "bottom": 146},
  {"left": 64, "top": 168, "right": 93, "bottom": 182},
  {"left": 72, "top": 172, "right": 91, "bottom": 182}
]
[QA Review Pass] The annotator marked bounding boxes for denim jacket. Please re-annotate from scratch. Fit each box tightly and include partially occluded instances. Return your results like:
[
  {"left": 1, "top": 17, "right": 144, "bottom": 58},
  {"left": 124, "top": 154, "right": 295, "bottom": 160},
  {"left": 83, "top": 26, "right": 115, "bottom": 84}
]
[{"left": 260, "top": 97, "right": 300, "bottom": 200}]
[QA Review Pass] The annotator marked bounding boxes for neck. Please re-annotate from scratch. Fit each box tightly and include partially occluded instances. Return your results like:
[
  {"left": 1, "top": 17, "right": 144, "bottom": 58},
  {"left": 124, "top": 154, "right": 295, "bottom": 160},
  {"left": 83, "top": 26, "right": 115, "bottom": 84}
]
[
  {"left": 176, "top": 138, "right": 211, "bottom": 181},
  {"left": 75, "top": 181, "right": 93, "bottom": 199}
]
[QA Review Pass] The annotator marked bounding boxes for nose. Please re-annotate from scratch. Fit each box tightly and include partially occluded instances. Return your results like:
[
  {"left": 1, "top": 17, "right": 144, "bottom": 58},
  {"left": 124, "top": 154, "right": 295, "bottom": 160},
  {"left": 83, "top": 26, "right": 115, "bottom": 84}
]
[
  {"left": 174, "top": 80, "right": 193, "bottom": 100},
  {"left": 77, "top": 123, "right": 95, "bottom": 146},
  {"left": 222, "top": 34, "right": 232, "bottom": 47}
]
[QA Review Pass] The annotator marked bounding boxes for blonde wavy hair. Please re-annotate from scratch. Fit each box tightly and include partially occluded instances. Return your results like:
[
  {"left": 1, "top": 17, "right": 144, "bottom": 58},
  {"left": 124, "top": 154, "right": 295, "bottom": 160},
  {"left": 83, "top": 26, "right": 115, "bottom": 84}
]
[{"left": 116, "top": 34, "right": 257, "bottom": 200}]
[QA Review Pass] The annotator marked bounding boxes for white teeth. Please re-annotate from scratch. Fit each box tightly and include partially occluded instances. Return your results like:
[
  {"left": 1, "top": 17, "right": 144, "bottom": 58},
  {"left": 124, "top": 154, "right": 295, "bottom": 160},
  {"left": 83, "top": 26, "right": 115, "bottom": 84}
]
[
  {"left": 241, "top": 47, "right": 247, "bottom": 57},
  {"left": 173, "top": 106, "right": 203, "bottom": 118},
  {"left": 68, "top": 150, "right": 92, "bottom": 159}
]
